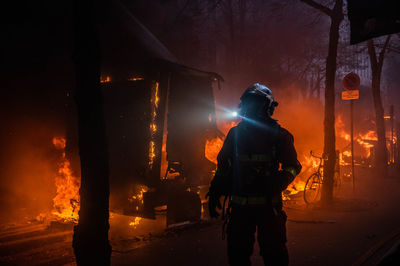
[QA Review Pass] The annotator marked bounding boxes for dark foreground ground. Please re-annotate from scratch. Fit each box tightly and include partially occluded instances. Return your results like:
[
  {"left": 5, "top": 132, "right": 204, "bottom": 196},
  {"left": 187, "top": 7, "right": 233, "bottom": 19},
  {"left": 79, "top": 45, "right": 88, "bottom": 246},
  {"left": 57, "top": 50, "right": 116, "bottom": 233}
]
[{"left": 1, "top": 166, "right": 400, "bottom": 266}]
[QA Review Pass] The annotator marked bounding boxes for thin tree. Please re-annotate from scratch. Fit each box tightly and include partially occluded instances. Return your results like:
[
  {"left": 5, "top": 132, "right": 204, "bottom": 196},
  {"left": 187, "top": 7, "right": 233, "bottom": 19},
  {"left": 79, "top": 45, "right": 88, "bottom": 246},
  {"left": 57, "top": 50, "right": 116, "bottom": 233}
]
[
  {"left": 367, "top": 35, "right": 392, "bottom": 176},
  {"left": 300, "top": 0, "right": 344, "bottom": 204},
  {"left": 72, "top": 0, "right": 112, "bottom": 265}
]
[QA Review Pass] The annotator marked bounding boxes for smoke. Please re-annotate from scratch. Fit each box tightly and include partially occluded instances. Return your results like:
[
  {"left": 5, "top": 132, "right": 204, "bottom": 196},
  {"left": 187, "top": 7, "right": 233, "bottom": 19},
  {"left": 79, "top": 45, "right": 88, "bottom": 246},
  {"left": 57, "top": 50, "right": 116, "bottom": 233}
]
[
  {"left": 0, "top": 117, "right": 64, "bottom": 223},
  {"left": 274, "top": 94, "right": 324, "bottom": 181}
]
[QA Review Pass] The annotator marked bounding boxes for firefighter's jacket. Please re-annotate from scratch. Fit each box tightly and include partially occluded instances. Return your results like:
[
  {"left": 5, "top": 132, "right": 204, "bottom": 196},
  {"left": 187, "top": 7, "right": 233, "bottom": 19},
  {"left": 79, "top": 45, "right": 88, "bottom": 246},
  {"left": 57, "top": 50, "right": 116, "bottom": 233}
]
[{"left": 209, "top": 118, "right": 301, "bottom": 203}]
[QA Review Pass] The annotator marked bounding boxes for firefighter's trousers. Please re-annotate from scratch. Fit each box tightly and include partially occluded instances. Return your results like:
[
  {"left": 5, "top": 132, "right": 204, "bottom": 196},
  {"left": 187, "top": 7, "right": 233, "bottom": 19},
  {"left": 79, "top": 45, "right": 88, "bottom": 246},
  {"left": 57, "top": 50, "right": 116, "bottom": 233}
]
[{"left": 227, "top": 203, "right": 288, "bottom": 266}]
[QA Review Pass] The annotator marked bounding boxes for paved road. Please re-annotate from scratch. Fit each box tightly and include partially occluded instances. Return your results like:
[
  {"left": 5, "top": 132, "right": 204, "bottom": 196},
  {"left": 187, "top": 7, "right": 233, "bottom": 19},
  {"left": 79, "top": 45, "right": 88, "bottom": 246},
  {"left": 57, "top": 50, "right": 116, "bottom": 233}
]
[
  {"left": 112, "top": 168, "right": 400, "bottom": 266},
  {"left": 1, "top": 167, "right": 400, "bottom": 265}
]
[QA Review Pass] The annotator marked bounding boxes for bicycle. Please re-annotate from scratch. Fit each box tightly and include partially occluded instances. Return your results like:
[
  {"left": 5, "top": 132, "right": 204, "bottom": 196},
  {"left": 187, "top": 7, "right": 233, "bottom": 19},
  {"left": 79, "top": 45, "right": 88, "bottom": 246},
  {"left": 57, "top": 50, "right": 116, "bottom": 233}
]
[{"left": 303, "top": 151, "right": 341, "bottom": 204}]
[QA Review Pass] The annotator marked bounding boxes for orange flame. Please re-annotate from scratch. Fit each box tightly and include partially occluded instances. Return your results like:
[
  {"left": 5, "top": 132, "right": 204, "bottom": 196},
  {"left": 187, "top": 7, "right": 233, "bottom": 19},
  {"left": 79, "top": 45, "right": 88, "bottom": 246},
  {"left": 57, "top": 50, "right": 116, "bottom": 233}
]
[
  {"left": 205, "top": 137, "right": 224, "bottom": 164},
  {"left": 129, "top": 217, "right": 142, "bottom": 227},
  {"left": 204, "top": 121, "right": 238, "bottom": 164},
  {"left": 149, "top": 81, "right": 160, "bottom": 169},
  {"left": 128, "top": 186, "right": 148, "bottom": 227},
  {"left": 336, "top": 115, "right": 350, "bottom": 141},
  {"left": 51, "top": 137, "right": 80, "bottom": 222},
  {"left": 283, "top": 179, "right": 306, "bottom": 200},
  {"left": 357, "top": 130, "right": 377, "bottom": 157},
  {"left": 100, "top": 76, "right": 111, "bottom": 83},
  {"left": 128, "top": 77, "right": 144, "bottom": 81}
]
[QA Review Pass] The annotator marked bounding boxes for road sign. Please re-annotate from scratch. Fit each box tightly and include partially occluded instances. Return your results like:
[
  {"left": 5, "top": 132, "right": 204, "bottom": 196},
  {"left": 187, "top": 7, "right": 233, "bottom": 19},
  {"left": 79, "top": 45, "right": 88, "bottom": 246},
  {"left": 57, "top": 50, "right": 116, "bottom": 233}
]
[
  {"left": 342, "top": 73, "right": 360, "bottom": 193},
  {"left": 343, "top": 72, "right": 360, "bottom": 90},
  {"left": 342, "top": 90, "right": 359, "bottom": 100}
]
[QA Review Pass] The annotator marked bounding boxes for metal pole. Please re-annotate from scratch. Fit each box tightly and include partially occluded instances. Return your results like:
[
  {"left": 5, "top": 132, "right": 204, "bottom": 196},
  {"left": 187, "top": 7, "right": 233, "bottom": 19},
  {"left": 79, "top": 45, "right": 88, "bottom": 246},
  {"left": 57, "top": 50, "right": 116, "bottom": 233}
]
[
  {"left": 351, "top": 100, "right": 355, "bottom": 192},
  {"left": 390, "top": 105, "right": 394, "bottom": 164},
  {"left": 397, "top": 122, "right": 400, "bottom": 166}
]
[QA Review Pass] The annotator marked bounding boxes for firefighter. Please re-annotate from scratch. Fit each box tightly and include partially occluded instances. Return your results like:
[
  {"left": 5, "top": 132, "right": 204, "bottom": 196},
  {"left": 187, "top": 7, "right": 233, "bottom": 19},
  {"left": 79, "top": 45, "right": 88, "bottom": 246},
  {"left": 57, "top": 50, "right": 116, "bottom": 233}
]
[{"left": 208, "top": 83, "right": 301, "bottom": 266}]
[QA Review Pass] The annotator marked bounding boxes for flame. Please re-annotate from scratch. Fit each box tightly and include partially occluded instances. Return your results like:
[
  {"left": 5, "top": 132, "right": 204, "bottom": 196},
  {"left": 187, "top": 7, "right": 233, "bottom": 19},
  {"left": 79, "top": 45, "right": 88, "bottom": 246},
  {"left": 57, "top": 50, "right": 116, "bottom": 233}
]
[
  {"left": 128, "top": 77, "right": 144, "bottom": 81},
  {"left": 130, "top": 186, "right": 147, "bottom": 203},
  {"left": 205, "top": 137, "right": 224, "bottom": 164},
  {"left": 129, "top": 185, "right": 148, "bottom": 212},
  {"left": 100, "top": 76, "right": 111, "bottom": 83},
  {"left": 52, "top": 137, "right": 66, "bottom": 149},
  {"left": 302, "top": 154, "right": 320, "bottom": 171},
  {"left": 51, "top": 137, "right": 80, "bottom": 222},
  {"left": 204, "top": 120, "right": 239, "bottom": 164},
  {"left": 336, "top": 114, "right": 377, "bottom": 159},
  {"left": 149, "top": 141, "right": 156, "bottom": 168},
  {"left": 357, "top": 130, "right": 377, "bottom": 157},
  {"left": 129, "top": 217, "right": 142, "bottom": 227},
  {"left": 149, "top": 81, "right": 160, "bottom": 169},
  {"left": 283, "top": 179, "right": 306, "bottom": 200},
  {"left": 342, "top": 150, "right": 351, "bottom": 157},
  {"left": 150, "top": 123, "right": 157, "bottom": 132},
  {"left": 128, "top": 186, "right": 148, "bottom": 227},
  {"left": 336, "top": 115, "right": 350, "bottom": 141}
]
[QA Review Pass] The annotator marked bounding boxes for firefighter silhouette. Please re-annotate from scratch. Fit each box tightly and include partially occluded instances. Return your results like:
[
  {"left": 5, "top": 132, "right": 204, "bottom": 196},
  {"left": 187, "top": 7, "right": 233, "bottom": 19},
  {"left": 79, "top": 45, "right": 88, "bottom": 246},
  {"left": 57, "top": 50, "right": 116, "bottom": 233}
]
[{"left": 208, "top": 83, "right": 302, "bottom": 266}]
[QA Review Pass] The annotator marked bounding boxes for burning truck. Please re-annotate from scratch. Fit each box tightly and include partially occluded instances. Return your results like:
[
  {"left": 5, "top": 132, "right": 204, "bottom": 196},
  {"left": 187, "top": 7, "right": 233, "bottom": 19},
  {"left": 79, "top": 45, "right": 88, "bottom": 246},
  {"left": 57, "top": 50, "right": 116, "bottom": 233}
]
[
  {"left": 58, "top": 64, "right": 224, "bottom": 226},
  {"left": 52, "top": 2, "right": 226, "bottom": 226},
  {"left": 100, "top": 60, "right": 223, "bottom": 225}
]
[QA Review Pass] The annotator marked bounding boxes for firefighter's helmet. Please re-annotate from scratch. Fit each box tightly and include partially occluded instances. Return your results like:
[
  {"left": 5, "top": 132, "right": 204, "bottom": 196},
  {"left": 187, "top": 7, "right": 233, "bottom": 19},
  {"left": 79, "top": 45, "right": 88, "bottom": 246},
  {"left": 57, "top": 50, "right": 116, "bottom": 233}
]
[{"left": 238, "top": 83, "right": 278, "bottom": 118}]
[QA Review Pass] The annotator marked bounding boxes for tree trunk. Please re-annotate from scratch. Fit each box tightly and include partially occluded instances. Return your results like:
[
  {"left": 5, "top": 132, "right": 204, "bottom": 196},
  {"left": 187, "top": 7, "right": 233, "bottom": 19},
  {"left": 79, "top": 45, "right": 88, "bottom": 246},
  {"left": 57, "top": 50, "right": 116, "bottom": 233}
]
[
  {"left": 367, "top": 37, "right": 390, "bottom": 177},
  {"left": 371, "top": 72, "right": 387, "bottom": 175},
  {"left": 72, "top": 0, "right": 111, "bottom": 265},
  {"left": 320, "top": 0, "right": 343, "bottom": 205}
]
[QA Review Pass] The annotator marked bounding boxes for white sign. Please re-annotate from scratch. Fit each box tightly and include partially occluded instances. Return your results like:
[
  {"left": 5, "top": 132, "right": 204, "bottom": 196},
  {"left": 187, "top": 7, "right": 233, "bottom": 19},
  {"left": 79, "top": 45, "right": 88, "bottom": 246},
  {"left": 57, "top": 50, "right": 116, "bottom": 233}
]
[{"left": 342, "top": 90, "right": 359, "bottom": 100}]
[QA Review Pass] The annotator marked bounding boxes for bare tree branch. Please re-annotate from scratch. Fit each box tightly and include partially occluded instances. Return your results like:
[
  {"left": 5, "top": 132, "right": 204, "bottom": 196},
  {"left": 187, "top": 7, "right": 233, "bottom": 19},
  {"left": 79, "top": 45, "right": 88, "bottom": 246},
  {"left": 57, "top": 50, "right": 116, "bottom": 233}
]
[
  {"left": 300, "top": 0, "right": 332, "bottom": 17},
  {"left": 377, "top": 34, "right": 392, "bottom": 65},
  {"left": 367, "top": 39, "right": 378, "bottom": 70}
]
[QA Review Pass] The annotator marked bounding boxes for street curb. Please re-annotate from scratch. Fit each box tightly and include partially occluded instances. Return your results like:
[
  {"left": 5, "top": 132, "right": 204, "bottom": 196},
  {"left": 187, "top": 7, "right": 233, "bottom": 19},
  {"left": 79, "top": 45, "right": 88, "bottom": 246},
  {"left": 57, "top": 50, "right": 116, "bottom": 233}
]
[{"left": 352, "top": 228, "right": 400, "bottom": 266}]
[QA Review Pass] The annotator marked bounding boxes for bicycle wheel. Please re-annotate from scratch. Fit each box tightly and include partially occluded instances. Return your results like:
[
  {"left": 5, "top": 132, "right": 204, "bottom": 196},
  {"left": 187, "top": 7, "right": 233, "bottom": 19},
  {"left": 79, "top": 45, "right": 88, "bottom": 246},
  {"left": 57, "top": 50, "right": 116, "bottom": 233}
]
[{"left": 304, "top": 173, "right": 322, "bottom": 204}]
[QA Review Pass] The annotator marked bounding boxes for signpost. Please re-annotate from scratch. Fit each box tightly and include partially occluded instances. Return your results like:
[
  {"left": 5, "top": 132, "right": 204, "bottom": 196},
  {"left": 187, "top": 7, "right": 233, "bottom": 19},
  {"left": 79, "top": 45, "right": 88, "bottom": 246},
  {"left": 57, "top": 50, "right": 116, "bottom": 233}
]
[{"left": 342, "top": 72, "right": 360, "bottom": 192}]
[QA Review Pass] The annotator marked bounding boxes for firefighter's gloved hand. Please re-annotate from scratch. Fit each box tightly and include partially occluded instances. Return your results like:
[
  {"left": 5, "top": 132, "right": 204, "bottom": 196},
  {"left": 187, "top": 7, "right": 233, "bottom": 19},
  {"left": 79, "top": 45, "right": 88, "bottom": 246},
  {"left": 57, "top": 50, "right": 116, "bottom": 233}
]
[
  {"left": 271, "top": 170, "right": 295, "bottom": 195},
  {"left": 207, "top": 192, "right": 222, "bottom": 218}
]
